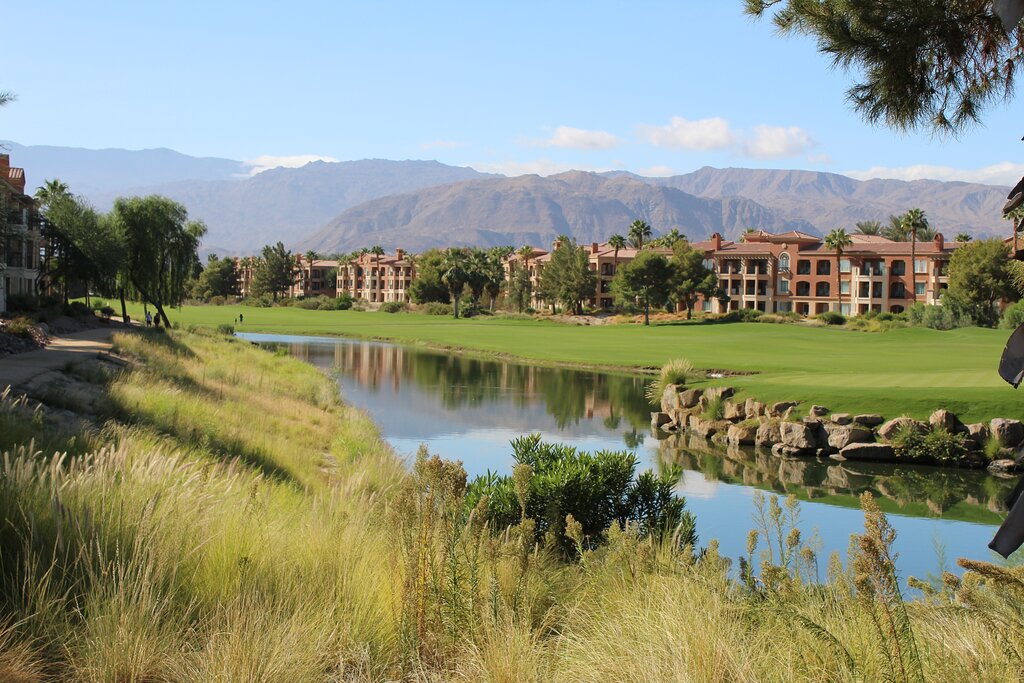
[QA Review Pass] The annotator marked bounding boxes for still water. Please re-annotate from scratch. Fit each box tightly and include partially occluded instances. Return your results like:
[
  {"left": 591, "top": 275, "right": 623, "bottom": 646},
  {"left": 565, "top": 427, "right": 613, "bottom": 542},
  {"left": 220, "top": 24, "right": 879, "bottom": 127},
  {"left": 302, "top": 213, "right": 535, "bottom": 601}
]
[{"left": 242, "top": 332, "right": 1016, "bottom": 581}]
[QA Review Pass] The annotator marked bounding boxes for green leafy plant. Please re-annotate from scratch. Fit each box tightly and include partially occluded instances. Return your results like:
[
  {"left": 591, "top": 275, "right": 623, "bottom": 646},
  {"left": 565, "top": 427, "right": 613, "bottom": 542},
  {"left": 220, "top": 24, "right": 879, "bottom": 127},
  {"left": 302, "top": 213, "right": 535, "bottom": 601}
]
[{"left": 645, "top": 358, "right": 699, "bottom": 405}]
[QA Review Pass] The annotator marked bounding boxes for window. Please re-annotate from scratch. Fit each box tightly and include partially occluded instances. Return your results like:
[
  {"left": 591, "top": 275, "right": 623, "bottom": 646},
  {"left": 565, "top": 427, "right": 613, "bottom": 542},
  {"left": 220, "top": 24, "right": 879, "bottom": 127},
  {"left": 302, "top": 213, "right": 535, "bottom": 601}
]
[
  {"left": 914, "top": 259, "right": 928, "bottom": 274},
  {"left": 815, "top": 282, "right": 830, "bottom": 297},
  {"left": 777, "top": 301, "right": 793, "bottom": 313},
  {"left": 840, "top": 258, "right": 851, "bottom": 273},
  {"left": 816, "top": 261, "right": 831, "bottom": 276},
  {"left": 915, "top": 282, "right": 926, "bottom": 296},
  {"left": 796, "top": 281, "right": 810, "bottom": 296},
  {"left": 702, "top": 300, "right": 712, "bottom": 312},
  {"left": 702, "top": 258, "right": 714, "bottom": 271},
  {"left": 779, "top": 279, "right": 790, "bottom": 294},
  {"left": 890, "top": 283, "right": 906, "bottom": 299},
  {"left": 797, "top": 260, "right": 811, "bottom": 275},
  {"left": 779, "top": 253, "right": 790, "bottom": 271},
  {"left": 840, "top": 303, "right": 851, "bottom": 316},
  {"left": 891, "top": 260, "right": 906, "bottom": 276},
  {"left": 840, "top": 281, "right": 850, "bottom": 295},
  {"left": 872, "top": 282, "right": 882, "bottom": 298}
]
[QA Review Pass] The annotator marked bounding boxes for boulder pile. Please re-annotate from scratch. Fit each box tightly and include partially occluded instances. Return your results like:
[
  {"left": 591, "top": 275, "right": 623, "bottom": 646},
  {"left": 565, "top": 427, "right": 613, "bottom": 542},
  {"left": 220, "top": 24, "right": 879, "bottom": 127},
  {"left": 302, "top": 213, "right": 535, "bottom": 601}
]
[{"left": 650, "top": 384, "right": 1024, "bottom": 474}]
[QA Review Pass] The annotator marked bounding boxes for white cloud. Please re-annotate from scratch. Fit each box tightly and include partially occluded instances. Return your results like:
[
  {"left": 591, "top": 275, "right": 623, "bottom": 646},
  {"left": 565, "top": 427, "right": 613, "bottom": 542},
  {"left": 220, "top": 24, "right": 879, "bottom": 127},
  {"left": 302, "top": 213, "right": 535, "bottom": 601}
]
[
  {"left": 528, "top": 125, "right": 622, "bottom": 150},
  {"left": 469, "top": 158, "right": 610, "bottom": 177},
  {"left": 845, "top": 162, "right": 1024, "bottom": 186},
  {"left": 243, "top": 154, "right": 338, "bottom": 176},
  {"left": 421, "top": 139, "right": 466, "bottom": 150},
  {"left": 637, "top": 116, "right": 735, "bottom": 151},
  {"left": 742, "top": 125, "right": 815, "bottom": 158},
  {"left": 637, "top": 165, "right": 676, "bottom": 177}
]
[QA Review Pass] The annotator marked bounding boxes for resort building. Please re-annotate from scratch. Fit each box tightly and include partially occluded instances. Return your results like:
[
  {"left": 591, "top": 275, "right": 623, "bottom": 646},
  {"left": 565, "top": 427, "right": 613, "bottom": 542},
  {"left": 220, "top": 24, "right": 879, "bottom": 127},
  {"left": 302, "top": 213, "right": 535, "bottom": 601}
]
[
  {"left": 336, "top": 249, "right": 415, "bottom": 303},
  {"left": 290, "top": 255, "right": 339, "bottom": 298},
  {"left": 0, "top": 154, "right": 42, "bottom": 313},
  {"left": 508, "top": 230, "right": 961, "bottom": 316}
]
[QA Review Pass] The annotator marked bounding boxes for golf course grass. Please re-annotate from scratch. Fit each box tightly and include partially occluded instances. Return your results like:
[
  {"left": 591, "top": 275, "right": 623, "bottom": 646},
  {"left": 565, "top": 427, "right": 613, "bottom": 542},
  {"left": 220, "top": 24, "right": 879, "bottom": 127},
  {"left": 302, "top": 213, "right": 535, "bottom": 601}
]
[{"left": 103, "top": 301, "right": 1022, "bottom": 423}]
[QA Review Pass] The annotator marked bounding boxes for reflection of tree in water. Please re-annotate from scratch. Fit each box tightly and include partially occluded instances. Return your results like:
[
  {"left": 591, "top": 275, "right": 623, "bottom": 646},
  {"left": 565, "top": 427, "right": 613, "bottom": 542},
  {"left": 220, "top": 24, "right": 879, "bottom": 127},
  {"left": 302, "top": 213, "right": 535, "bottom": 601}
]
[
  {"left": 622, "top": 429, "right": 645, "bottom": 450},
  {"left": 296, "top": 339, "right": 653, "bottom": 430},
  {"left": 657, "top": 433, "right": 1016, "bottom": 524}
]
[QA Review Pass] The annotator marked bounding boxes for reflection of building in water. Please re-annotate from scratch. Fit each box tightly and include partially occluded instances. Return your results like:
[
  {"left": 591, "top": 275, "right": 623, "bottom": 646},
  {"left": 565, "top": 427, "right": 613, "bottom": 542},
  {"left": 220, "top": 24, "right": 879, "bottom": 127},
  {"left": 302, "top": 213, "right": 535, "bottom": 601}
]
[{"left": 657, "top": 433, "right": 1014, "bottom": 525}]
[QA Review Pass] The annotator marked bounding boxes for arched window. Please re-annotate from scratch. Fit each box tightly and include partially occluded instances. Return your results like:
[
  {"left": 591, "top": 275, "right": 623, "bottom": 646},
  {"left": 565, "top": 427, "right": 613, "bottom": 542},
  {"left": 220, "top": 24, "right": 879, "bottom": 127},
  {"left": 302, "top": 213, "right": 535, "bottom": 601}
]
[
  {"left": 796, "top": 281, "right": 810, "bottom": 297},
  {"left": 816, "top": 281, "right": 830, "bottom": 297},
  {"left": 779, "top": 253, "right": 790, "bottom": 271}
]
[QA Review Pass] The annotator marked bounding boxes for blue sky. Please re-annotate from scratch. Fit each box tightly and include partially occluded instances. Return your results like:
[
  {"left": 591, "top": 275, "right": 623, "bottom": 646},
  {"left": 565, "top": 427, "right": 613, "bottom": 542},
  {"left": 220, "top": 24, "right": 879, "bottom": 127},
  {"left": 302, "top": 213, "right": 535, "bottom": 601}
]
[{"left": 3, "top": 1, "right": 1022, "bottom": 184}]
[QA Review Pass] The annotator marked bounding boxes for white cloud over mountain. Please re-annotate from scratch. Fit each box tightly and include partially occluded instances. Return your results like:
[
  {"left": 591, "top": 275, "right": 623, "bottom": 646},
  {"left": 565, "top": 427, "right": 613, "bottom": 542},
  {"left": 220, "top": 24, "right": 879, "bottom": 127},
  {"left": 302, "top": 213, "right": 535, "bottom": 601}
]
[
  {"left": 846, "top": 162, "right": 1023, "bottom": 187},
  {"left": 524, "top": 126, "right": 622, "bottom": 150},
  {"left": 638, "top": 116, "right": 816, "bottom": 159},
  {"left": 244, "top": 154, "right": 339, "bottom": 176}
]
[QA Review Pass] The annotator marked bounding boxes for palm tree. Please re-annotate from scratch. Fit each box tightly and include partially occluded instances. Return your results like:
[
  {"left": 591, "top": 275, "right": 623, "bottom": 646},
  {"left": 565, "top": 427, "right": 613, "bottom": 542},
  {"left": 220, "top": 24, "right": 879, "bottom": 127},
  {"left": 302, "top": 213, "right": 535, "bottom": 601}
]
[
  {"left": 440, "top": 248, "right": 469, "bottom": 318},
  {"left": 34, "top": 178, "right": 71, "bottom": 208},
  {"left": 855, "top": 220, "right": 882, "bottom": 236},
  {"left": 369, "top": 245, "right": 385, "bottom": 301},
  {"left": 824, "top": 228, "right": 853, "bottom": 314},
  {"left": 628, "top": 219, "right": 652, "bottom": 249},
  {"left": 882, "top": 214, "right": 910, "bottom": 241},
  {"left": 955, "top": 231, "right": 973, "bottom": 243},
  {"left": 902, "top": 208, "right": 929, "bottom": 302},
  {"left": 608, "top": 234, "right": 626, "bottom": 275},
  {"left": 0, "top": 91, "right": 16, "bottom": 107}
]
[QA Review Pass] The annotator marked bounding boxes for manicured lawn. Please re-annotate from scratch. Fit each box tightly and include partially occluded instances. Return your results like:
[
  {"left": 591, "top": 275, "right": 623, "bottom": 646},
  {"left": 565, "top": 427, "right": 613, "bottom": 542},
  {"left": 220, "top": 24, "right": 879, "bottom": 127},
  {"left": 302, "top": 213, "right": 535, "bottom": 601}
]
[{"left": 106, "top": 301, "right": 1022, "bottom": 423}]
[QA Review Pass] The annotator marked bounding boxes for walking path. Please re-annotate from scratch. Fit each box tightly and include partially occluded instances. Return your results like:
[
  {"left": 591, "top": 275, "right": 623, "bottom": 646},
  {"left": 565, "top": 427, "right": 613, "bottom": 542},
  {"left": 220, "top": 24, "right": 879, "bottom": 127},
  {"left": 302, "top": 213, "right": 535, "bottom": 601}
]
[{"left": 0, "top": 328, "right": 118, "bottom": 389}]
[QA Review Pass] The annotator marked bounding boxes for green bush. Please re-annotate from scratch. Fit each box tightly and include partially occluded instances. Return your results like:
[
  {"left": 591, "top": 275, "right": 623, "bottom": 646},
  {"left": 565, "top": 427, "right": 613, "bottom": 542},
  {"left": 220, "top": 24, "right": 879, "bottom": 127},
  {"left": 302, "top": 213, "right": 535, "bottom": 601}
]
[
  {"left": 816, "top": 311, "right": 846, "bottom": 325},
  {"left": 330, "top": 293, "right": 354, "bottom": 310},
  {"left": 889, "top": 425, "right": 969, "bottom": 463},
  {"left": 907, "top": 303, "right": 973, "bottom": 330},
  {"left": 1002, "top": 301, "right": 1024, "bottom": 330},
  {"left": 5, "top": 316, "right": 37, "bottom": 339},
  {"left": 380, "top": 301, "right": 407, "bottom": 313},
  {"left": 646, "top": 358, "right": 699, "bottom": 404},
  {"left": 242, "top": 294, "right": 274, "bottom": 308},
  {"left": 99, "top": 305, "right": 115, "bottom": 319},
  {"left": 207, "top": 295, "right": 226, "bottom": 306},
  {"left": 215, "top": 324, "right": 235, "bottom": 336},
  {"left": 465, "top": 435, "right": 695, "bottom": 558},
  {"left": 420, "top": 302, "right": 452, "bottom": 316}
]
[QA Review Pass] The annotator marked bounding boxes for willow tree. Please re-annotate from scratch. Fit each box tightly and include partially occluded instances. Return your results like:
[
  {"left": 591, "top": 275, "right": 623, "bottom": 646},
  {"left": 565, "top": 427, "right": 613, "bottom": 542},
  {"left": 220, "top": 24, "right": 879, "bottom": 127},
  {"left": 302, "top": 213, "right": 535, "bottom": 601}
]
[
  {"left": 744, "top": 1, "right": 1024, "bottom": 134},
  {"left": 112, "top": 196, "right": 205, "bottom": 327}
]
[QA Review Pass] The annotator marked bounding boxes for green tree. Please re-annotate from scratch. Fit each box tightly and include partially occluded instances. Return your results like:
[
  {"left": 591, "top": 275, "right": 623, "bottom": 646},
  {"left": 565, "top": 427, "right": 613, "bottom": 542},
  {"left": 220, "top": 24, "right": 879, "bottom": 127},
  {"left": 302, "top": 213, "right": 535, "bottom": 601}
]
[
  {"left": 824, "top": 228, "right": 853, "bottom": 313},
  {"left": 485, "top": 246, "right": 513, "bottom": 311},
  {"left": 946, "top": 238, "right": 1017, "bottom": 327},
  {"left": 670, "top": 241, "right": 719, "bottom": 319},
  {"left": 613, "top": 249, "right": 674, "bottom": 325},
  {"left": 745, "top": 1, "right": 1024, "bottom": 134},
  {"left": 882, "top": 214, "right": 910, "bottom": 242},
  {"left": 902, "top": 208, "right": 930, "bottom": 302},
  {"left": 628, "top": 220, "right": 653, "bottom": 249},
  {"left": 409, "top": 248, "right": 451, "bottom": 304},
  {"left": 508, "top": 261, "right": 532, "bottom": 312},
  {"left": 651, "top": 228, "right": 686, "bottom": 249},
  {"left": 440, "top": 248, "right": 470, "bottom": 318},
  {"left": 252, "top": 242, "right": 296, "bottom": 302},
  {"left": 955, "top": 232, "right": 973, "bottom": 243},
  {"left": 112, "top": 195, "right": 205, "bottom": 326},
  {"left": 537, "top": 236, "right": 596, "bottom": 314},
  {"left": 856, "top": 220, "right": 882, "bottom": 236},
  {"left": 608, "top": 234, "right": 626, "bottom": 275},
  {"left": 192, "top": 254, "right": 239, "bottom": 300}
]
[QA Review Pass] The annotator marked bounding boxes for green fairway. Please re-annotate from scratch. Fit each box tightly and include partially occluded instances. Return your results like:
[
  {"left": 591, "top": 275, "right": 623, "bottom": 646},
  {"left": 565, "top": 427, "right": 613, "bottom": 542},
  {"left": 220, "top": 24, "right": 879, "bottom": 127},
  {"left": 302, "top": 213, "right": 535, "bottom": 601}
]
[{"left": 105, "top": 301, "right": 1023, "bottom": 423}]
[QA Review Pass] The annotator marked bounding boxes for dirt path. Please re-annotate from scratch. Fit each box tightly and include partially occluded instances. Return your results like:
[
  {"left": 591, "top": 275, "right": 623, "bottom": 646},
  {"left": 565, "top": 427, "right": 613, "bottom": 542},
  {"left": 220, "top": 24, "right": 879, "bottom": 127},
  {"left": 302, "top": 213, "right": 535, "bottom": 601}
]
[{"left": 0, "top": 328, "right": 118, "bottom": 389}]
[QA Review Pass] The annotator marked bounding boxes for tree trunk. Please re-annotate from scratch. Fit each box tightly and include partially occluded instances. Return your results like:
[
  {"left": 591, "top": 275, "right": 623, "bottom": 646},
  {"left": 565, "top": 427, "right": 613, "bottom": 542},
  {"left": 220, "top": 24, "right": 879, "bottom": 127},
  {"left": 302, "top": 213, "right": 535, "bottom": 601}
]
[
  {"left": 686, "top": 304, "right": 692, "bottom": 320},
  {"left": 119, "top": 287, "right": 129, "bottom": 323},
  {"left": 156, "top": 302, "right": 171, "bottom": 328},
  {"left": 644, "top": 296, "right": 650, "bottom": 326},
  {"left": 85, "top": 279, "right": 90, "bottom": 308},
  {"left": 910, "top": 231, "right": 917, "bottom": 303},
  {"left": 452, "top": 291, "right": 460, "bottom": 319},
  {"left": 836, "top": 255, "right": 842, "bottom": 313}
]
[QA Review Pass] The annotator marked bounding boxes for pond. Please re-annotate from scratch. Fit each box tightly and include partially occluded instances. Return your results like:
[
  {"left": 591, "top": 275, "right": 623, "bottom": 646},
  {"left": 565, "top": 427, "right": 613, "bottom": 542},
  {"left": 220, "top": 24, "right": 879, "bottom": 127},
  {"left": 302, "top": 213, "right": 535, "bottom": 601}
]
[{"left": 241, "top": 332, "right": 1016, "bottom": 582}]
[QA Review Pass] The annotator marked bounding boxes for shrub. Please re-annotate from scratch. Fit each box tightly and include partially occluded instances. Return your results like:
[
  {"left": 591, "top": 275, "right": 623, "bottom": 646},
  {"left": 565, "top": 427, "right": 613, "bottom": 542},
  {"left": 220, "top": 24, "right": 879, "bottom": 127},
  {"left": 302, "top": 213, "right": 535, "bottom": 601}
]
[
  {"left": 907, "top": 303, "right": 973, "bottom": 330},
  {"left": 646, "top": 358, "right": 699, "bottom": 405},
  {"left": 215, "top": 324, "right": 235, "bottom": 336},
  {"left": 330, "top": 293, "right": 354, "bottom": 310},
  {"left": 420, "top": 302, "right": 452, "bottom": 316},
  {"left": 4, "top": 317, "right": 36, "bottom": 339},
  {"left": 5, "top": 293, "right": 39, "bottom": 313},
  {"left": 242, "top": 295, "right": 273, "bottom": 308},
  {"left": 816, "top": 311, "right": 846, "bottom": 325},
  {"left": 380, "top": 301, "right": 407, "bottom": 313},
  {"left": 889, "top": 425, "right": 968, "bottom": 463},
  {"left": 701, "top": 387, "right": 726, "bottom": 421},
  {"left": 1002, "top": 301, "right": 1024, "bottom": 330},
  {"left": 465, "top": 434, "right": 696, "bottom": 558},
  {"left": 207, "top": 295, "right": 226, "bottom": 306},
  {"left": 99, "top": 305, "right": 115, "bottom": 319}
]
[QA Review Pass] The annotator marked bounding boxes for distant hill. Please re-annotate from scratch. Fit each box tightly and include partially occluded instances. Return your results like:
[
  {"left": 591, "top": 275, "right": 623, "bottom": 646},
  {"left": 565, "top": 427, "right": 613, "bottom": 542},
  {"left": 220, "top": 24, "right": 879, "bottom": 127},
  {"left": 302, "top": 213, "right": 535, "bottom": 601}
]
[
  {"left": 299, "top": 171, "right": 815, "bottom": 253},
  {"left": 1, "top": 141, "right": 244, "bottom": 195},
  {"left": 637, "top": 167, "right": 1011, "bottom": 238}
]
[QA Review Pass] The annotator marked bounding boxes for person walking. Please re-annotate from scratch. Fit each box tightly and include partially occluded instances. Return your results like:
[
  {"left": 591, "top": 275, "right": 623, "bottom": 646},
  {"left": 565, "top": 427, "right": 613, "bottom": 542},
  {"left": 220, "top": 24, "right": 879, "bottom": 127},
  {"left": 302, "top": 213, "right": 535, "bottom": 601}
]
[
  {"left": 145, "top": 311, "right": 152, "bottom": 327},
  {"left": 239, "top": 313, "right": 244, "bottom": 324}
]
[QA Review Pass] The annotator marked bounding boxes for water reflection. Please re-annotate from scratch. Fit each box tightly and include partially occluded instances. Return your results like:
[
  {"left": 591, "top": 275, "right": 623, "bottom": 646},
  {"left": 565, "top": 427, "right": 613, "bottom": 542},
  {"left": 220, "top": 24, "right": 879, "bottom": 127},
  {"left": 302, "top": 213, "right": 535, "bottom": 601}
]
[{"left": 657, "top": 432, "right": 1015, "bottom": 526}]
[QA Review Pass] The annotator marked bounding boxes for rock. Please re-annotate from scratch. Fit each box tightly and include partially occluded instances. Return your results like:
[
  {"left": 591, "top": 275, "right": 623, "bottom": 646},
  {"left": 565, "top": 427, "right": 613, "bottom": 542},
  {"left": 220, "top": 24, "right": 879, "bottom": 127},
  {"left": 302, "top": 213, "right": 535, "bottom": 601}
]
[
  {"left": 719, "top": 387, "right": 736, "bottom": 399},
  {"left": 854, "top": 414, "right": 885, "bottom": 427},
  {"left": 830, "top": 413, "right": 853, "bottom": 425},
  {"left": 965, "top": 423, "right": 990, "bottom": 450},
  {"left": 878, "top": 417, "right": 929, "bottom": 442},
  {"left": 780, "top": 421, "right": 816, "bottom": 451},
  {"left": 991, "top": 418, "right": 1024, "bottom": 448},
  {"left": 835, "top": 442, "right": 896, "bottom": 462},
  {"left": 660, "top": 386, "right": 683, "bottom": 413},
  {"left": 651, "top": 412, "right": 672, "bottom": 430},
  {"left": 988, "top": 459, "right": 1021, "bottom": 474},
  {"left": 755, "top": 419, "right": 782, "bottom": 447},
  {"left": 824, "top": 423, "right": 874, "bottom": 450},
  {"left": 929, "top": 409, "right": 966, "bottom": 434},
  {"left": 768, "top": 401, "right": 800, "bottom": 417},
  {"left": 689, "top": 415, "right": 724, "bottom": 438},
  {"left": 727, "top": 423, "right": 758, "bottom": 446},
  {"left": 679, "top": 389, "right": 703, "bottom": 409},
  {"left": 744, "top": 398, "right": 765, "bottom": 418},
  {"left": 810, "top": 405, "right": 829, "bottom": 417},
  {"left": 723, "top": 400, "right": 746, "bottom": 422}
]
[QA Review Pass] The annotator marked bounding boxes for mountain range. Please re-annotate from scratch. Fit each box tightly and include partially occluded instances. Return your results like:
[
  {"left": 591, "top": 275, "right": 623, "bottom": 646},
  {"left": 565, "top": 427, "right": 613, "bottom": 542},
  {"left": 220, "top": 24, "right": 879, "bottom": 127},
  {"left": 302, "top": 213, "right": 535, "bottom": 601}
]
[{"left": 3, "top": 142, "right": 1013, "bottom": 255}]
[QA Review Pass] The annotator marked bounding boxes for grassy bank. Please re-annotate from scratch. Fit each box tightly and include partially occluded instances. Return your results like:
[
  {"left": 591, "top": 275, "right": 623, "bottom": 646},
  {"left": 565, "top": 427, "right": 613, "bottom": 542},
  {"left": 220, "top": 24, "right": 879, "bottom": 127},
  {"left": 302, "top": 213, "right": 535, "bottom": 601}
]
[
  {"left": 106, "top": 301, "right": 1018, "bottom": 422},
  {"left": 2, "top": 327, "right": 1024, "bottom": 681}
]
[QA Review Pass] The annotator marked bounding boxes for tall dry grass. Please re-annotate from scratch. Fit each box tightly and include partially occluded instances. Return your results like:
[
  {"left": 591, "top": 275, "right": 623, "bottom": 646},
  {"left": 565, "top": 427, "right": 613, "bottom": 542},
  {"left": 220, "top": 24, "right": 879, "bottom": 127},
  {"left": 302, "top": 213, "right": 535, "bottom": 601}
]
[{"left": 0, "top": 327, "right": 1022, "bottom": 681}]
